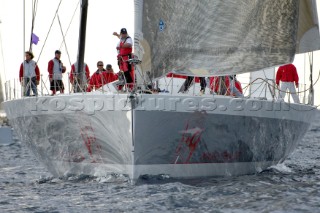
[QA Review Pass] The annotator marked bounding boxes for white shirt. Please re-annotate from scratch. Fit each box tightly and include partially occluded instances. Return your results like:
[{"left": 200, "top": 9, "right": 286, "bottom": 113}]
[
  {"left": 116, "top": 36, "right": 133, "bottom": 49},
  {"left": 23, "top": 60, "right": 37, "bottom": 78}
]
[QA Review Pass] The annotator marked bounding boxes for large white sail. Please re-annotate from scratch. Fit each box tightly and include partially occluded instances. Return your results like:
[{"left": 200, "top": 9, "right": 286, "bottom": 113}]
[
  {"left": 296, "top": 0, "right": 320, "bottom": 53},
  {"left": 134, "top": 0, "right": 320, "bottom": 80},
  {"left": 249, "top": 68, "right": 275, "bottom": 100}
]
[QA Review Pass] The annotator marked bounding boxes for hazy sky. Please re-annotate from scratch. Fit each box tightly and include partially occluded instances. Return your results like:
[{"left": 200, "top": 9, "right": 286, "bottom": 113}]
[
  {"left": 0, "top": 0, "right": 134, "bottom": 85},
  {"left": 0, "top": 0, "right": 320, "bottom": 104}
]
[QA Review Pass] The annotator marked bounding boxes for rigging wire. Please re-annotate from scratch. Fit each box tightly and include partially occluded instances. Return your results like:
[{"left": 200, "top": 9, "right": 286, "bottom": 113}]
[
  {"left": 57, "top": 14, "right": 72, "bottom": 67},
  {"left": 243, "top": 67, "right": 320, "bottom": 96},
  {"left": 59, "top": 1, "right": 80, "bottom": 50},
  {"left": 29, "top": 0, "right": 38, "bottom": 51},
  {"left": 246, "top": 79, "right": 265, "bottom": 96},
  {"left": 36, "top": 0, "right": 63, "bottom": 63}
]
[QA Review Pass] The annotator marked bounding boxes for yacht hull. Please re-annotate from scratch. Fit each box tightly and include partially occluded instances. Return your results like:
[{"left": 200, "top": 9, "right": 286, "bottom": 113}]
[{"left": 3, "top": 94, "right": 315, "bottom": 179}]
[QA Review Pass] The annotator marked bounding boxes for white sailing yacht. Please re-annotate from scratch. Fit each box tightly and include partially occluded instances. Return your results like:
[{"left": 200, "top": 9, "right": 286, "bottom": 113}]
[{"left": 2, "top": 0, "right": 320, "bottom": 180}]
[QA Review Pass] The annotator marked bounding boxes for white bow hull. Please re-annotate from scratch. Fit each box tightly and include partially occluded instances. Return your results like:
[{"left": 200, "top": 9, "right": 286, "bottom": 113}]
[{"left": 3, "top": 94, "right": 316, "bottom": 179}]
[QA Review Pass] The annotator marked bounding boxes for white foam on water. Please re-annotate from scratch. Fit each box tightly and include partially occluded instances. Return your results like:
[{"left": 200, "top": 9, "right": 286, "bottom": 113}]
[{"left": 269, "top": 163, "right": 293, "bottom": 174}]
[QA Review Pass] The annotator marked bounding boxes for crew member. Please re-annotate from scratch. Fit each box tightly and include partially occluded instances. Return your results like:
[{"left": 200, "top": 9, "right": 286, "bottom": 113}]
[
  {"left": 48, "top": 50, "right": 66, "bottom": 95},
  {"left": 70, "top": 61, "right": 90, "bottom": 93},
  {"left": 113, "top": 28, "right": 134, "bottom": 91},
  {"left": 210, "top": 75, "right": 243, "bottom": 97},
  {"left": 19, "top": 51, "right": 40, "bottom": 96},
  {"left": 87, "top": 61, "right": 118, "bottom": 92},
  {"left": 276, "top": 63, "right": 300, "bottom": 103}
]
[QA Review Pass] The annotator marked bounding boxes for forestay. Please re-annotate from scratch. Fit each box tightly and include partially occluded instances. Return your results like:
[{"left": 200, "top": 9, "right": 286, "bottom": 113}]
[{"left": 134, "top": 0, "right": 320, "bottom": 79}]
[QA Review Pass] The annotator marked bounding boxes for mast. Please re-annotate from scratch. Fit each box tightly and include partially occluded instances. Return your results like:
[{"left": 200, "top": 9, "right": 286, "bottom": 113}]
[
  {"left": 308, "top": 52, "right": 314, "bottom": 105},
  {"left": 23, "top": 0, "right": 25, "bottom": 58},
  {"left": 0, "top": 20, "right": 4, "bottom": 105},
  {"left": 29, "top": 0, "right": 33, "bottom": 51},
  {"left": 76, "top": 0, "right": 88, "bottom": 90}
]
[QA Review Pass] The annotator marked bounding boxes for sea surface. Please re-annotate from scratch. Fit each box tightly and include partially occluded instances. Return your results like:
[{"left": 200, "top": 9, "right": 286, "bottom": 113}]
[{"left": 1, "top": 114, "right": 320, "bottom": 213}]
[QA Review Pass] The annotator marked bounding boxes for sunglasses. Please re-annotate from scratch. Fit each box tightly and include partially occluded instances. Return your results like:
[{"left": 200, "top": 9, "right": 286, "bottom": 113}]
[{"left": 98, "top": 64, "right": 103, "bottom": 66}]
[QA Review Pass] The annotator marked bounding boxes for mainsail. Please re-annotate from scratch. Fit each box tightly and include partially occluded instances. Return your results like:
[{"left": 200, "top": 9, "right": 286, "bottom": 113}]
[{"left": 134, "top": 0, "right": 320, "bottom": 79}]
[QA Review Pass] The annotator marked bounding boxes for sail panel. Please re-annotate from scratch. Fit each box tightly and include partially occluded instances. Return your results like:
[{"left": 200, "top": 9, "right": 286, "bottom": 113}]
[
  {"left": 249, "top": 68, "right": 275, "bottom": 100},
  {"left": 134, "top": 0, "right": 320, "bottom": 78},
  {"left": 296, "top": 0, "right": 320, "bottom": 54}
]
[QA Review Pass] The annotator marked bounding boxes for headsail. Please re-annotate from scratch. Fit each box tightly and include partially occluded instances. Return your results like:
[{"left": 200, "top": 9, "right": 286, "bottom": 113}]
[
  {"left": 296, "top": 0, "right": 320, "bottom": 53},
  {"left": 134, "top": 0, "right": 320, "bottom": 79}
]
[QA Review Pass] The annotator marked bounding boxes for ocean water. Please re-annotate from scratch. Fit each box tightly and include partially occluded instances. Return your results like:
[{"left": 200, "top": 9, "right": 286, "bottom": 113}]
[{"left": 1, "top": 115, "right": 320, "bottom": 213}]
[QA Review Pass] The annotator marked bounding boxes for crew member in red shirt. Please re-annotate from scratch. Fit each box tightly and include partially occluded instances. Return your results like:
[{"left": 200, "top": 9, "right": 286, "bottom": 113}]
[
  {"left": 87, "top": 61, "right": 118, "bottom": 92},
  {"left": 69, "top": 61, "right": 90, "bottom": 93},
  {"left": 48, "top": 50, "right": 66, "bottom": 95},
  {"left": 104, "top": 64, "right": 118, "bottom": 83},
  {"left": 113, "top": 28, "right": 134, "bottom": 91},
  {"left": 276, "top": 63, "right": 300, "bottom": 103},
  {"left": 210, "top": 75, "right": 243, "bottom": 97},
  {"left": 19, "top": 51, "right": 40, "bottom": 96}
]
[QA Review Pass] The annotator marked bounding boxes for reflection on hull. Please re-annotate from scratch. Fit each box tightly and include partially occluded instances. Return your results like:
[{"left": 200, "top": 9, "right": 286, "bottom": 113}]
[{"left": 3, "top": 94, "right": 316, "bottom": 180}]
